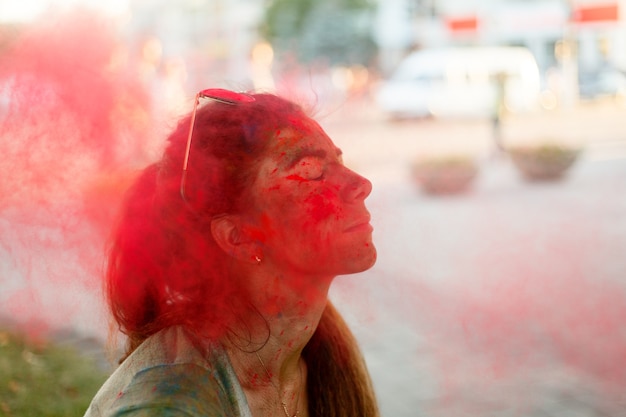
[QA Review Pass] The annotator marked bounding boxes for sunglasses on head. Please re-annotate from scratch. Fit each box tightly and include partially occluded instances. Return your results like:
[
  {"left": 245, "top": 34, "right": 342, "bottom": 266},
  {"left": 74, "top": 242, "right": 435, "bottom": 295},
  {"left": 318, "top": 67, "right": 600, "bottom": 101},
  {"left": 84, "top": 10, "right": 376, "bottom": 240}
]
[{"left": 180, "top": 88, "right": 256, "bottom": 203}]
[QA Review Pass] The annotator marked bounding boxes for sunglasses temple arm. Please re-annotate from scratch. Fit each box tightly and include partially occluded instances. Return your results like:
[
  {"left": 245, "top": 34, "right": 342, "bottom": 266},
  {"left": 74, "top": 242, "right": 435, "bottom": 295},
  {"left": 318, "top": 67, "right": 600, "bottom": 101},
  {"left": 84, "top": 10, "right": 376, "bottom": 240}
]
[{"left": 180, "top": 93, "right": 201, "bottom": 201}]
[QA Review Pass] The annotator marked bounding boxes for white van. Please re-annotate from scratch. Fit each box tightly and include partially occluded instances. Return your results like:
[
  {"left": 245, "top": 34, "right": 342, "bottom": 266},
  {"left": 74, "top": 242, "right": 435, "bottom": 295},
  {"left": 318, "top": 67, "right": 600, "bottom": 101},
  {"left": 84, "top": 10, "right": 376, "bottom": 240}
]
[{"left": 375, "top": 46, "right": 542, "bottom": 119}]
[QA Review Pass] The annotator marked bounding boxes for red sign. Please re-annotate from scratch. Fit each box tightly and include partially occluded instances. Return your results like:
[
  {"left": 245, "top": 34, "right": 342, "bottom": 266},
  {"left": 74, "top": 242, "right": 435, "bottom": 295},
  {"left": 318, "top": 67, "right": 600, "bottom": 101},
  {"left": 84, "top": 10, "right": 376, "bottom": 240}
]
[
  {"left": 446, "top": 16, "right": 479, "bottom": 32},
  {"left": 572, "top": 3, "right": 619, "bottom": 23}
]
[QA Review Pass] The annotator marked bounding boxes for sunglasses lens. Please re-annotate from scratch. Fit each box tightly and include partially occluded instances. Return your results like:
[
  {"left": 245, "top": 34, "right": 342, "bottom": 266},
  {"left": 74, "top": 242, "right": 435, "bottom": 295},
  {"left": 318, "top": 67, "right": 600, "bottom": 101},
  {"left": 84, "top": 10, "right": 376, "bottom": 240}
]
[
  {"left": 199, "top": 88, "right": 256, "bottom": 104},
  {"left": 181, "top": 88, "right": 256, "bottom": 202}
]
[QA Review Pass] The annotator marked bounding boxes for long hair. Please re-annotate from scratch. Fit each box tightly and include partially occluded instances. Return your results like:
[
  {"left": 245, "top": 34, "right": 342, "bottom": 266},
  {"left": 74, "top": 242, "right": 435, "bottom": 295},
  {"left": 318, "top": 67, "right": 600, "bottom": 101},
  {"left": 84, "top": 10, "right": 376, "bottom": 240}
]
[
  {"left": 105, "top": 93, "right": 379, "bottom": 416},
  {"left": 304, "top": 302, "right": 380, "bottom": 417}
]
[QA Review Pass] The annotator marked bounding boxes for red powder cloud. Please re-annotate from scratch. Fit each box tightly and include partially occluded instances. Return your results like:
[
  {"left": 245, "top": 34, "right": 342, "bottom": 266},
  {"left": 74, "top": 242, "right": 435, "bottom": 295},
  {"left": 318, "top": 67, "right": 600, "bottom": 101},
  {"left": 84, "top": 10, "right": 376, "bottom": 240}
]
[{"left": 0, "top": 7, "right": 156, "bottom": 338}]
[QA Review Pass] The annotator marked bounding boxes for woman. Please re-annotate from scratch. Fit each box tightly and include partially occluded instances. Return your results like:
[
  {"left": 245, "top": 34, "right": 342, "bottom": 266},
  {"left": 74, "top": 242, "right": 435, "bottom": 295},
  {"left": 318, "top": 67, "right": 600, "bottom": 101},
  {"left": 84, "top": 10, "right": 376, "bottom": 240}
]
[{"left": 84, "top": 90, "right": 379, "bottom": 417}]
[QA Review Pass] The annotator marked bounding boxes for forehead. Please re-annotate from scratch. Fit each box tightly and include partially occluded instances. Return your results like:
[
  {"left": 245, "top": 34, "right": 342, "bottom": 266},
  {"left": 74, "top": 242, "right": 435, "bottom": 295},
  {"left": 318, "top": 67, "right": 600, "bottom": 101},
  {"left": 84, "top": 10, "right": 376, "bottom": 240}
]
[{"left": 268, "top": 117, "right": 340, "bottom": 164}]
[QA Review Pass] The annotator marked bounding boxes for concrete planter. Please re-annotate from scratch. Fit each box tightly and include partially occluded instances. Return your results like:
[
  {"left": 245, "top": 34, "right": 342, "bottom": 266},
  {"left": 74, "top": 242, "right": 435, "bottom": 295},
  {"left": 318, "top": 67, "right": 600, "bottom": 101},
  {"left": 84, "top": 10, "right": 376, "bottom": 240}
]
[
  {"left": 508, "top": 145, "right": 581, "bottom": 181},
  {"left": 411, "top": 157, "right": 479, "bottom": 195}
]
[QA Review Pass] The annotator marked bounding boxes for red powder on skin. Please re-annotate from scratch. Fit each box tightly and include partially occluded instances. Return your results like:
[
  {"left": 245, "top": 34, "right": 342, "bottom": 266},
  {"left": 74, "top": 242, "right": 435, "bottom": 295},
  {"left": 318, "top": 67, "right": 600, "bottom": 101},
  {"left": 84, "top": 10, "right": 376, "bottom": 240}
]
[
  {"left": 305, "top": 188, "right": 342, "bottom": 222},
  {"left": 286, "top": 174, "right": 308, "bottom": 182},
  {"left": 245, "top": 226, "right": 268, "bottom": 244}
]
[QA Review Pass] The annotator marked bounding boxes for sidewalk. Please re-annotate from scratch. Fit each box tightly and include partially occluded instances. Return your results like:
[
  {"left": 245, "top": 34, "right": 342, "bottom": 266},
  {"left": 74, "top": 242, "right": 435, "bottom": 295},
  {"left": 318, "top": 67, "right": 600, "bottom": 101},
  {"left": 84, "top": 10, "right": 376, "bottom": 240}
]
[
  {"left": 335, "top": 154, "right": 626, "bottom": 417},
  {"left": 503, "top": 98, "right": 626, "bottom": 146},
  {"left": 322, "top": 94, "right": 626, "bottom": 416}
]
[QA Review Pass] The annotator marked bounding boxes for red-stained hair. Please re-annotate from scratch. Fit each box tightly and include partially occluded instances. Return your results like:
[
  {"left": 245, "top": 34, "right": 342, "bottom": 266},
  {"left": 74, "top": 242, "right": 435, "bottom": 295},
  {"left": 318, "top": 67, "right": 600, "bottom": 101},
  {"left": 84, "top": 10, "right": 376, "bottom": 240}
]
[
  {"left": 105, "top": 93, "right": 379, "bottom": 416},
  {"left": 106, "top": 94, "right": 297, "bottom": 348}
]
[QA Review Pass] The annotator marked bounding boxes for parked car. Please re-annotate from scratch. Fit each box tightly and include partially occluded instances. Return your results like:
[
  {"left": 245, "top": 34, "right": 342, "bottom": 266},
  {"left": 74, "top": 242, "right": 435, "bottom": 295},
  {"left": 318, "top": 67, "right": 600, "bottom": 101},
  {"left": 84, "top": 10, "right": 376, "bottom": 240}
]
[
  {"left": 375, "top": 46, "right": 542, "bottom": 119},
  {"left": 578, "top": 67, "right": 626, "bottom": 99}
]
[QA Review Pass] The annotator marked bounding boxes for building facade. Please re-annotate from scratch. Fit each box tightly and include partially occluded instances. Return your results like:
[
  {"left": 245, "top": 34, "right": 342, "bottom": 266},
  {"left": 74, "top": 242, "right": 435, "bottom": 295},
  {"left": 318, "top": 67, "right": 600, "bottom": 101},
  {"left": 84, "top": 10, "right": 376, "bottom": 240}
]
[{"left": 375, "top": 0, "right": 626, "bottom": 97}]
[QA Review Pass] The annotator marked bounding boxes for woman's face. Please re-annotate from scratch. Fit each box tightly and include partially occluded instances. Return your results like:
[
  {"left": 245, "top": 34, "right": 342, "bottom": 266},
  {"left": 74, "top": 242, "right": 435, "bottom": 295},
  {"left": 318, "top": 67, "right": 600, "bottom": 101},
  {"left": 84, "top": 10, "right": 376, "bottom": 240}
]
[{"left": 241, "top": 116, "right": 376, "bottom": 280}]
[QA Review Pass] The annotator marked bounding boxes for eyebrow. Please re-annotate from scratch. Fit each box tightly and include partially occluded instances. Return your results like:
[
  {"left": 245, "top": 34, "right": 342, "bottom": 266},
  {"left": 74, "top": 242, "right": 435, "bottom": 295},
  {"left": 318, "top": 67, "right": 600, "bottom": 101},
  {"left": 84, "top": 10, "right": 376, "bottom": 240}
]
[{"left": 284, "top": 147, "right": 343, "bottom": 170}]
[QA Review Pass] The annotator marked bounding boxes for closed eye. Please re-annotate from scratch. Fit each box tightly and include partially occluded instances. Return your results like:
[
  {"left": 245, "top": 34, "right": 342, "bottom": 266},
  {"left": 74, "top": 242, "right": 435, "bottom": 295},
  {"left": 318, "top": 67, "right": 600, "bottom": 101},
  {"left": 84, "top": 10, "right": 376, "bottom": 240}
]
[{"left": 291, "top": 156, "right": 324, "bottom": 181}]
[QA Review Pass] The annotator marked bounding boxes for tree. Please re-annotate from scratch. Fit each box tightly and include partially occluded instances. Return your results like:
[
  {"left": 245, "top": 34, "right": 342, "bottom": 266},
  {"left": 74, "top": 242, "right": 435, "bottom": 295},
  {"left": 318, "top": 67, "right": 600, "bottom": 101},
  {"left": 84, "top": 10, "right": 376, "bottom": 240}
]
[{"left": 261, "top": 0, "right": 377, "bottom": 66}]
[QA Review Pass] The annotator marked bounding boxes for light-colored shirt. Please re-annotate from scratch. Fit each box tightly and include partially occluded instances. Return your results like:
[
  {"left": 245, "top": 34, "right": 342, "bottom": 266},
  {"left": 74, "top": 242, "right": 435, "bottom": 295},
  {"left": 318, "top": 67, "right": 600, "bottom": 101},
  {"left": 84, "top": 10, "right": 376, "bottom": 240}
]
[{"left": 84, "top": 326, "right": 253, "bottom": 417}]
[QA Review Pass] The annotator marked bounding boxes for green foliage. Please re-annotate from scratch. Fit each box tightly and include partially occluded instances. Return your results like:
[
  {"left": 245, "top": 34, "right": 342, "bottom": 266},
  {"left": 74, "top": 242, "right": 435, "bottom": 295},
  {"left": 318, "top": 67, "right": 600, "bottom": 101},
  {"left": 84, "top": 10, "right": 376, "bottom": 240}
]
[
  {"left": 262, "top": 0, "right": 315, "bottom": 40},
  {"left": 509, "top": 144, "right": 581, "bottom": 161},
  {"left": 0, "top": 330, "right": 107, "bottom": 417},
  {"left": 262, "top": 0, "right": 377, "bottom": 65}
]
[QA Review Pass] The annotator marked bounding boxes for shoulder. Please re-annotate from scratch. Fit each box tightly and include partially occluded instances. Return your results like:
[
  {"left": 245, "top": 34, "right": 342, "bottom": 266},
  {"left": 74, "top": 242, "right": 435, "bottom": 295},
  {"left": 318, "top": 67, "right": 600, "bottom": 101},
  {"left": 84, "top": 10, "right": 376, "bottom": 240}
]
[
  {"left": 84, "top": 327, "right": 239, "bottom": 417},
  {"left": 105, "top": 363, "right": 223, "bottom": 416}
]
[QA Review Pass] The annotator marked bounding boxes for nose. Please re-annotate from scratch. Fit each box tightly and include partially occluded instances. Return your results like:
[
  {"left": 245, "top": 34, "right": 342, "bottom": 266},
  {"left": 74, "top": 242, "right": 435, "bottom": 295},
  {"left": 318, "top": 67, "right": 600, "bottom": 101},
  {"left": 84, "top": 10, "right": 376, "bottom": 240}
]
[{"left": 342, "top": 168, "right": 372, "bottom": 202}]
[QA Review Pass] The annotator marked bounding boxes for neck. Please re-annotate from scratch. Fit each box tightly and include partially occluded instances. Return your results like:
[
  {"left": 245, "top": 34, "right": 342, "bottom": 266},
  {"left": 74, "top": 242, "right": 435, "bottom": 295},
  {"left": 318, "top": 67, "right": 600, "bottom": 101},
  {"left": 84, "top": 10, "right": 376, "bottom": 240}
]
[
  {"left": 226, "top": 273, "right": 330, "bottom": 380},
  {"left": 223, "top": 268, "right": 332, "bottom": 416}
]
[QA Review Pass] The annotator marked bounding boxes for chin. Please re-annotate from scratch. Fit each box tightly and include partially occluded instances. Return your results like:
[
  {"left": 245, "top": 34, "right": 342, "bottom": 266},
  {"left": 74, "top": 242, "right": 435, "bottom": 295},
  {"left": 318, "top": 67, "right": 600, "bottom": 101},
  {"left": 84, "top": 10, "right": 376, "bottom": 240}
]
[
  {"left": 343, "top": 244, "right": 377, "bottom": 274},
  {"left": 360, "top": 248, "right": 378, "bottom": 271}
]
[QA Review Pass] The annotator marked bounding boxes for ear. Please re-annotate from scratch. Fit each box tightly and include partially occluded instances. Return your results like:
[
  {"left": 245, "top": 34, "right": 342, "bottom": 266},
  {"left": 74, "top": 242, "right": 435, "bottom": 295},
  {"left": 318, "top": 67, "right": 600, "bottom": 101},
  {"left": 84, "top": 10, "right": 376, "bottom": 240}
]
[{"left": 211, "top": 215, "right": 259, "bottom": 264}]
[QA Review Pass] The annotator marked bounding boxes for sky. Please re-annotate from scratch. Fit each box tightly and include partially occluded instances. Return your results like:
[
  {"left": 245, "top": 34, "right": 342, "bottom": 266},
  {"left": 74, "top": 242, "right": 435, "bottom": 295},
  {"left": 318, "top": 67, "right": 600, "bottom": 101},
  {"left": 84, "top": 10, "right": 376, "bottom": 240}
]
[{"left": 0, "top": 0, "right": 130, "bottom": 22}]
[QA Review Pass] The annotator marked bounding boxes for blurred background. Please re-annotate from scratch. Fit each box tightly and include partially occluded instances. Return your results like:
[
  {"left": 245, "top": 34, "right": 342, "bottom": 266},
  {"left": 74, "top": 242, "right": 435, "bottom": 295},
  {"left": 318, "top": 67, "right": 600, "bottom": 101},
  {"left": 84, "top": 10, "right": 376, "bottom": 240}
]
[{"left": 1, "top": 0, "right": 626, "bottom": 416}]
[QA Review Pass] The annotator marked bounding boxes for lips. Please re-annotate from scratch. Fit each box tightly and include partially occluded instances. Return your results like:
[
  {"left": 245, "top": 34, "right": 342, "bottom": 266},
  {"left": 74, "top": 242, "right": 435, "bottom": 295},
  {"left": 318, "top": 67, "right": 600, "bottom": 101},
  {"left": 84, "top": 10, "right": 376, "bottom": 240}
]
[{"left": 344, "top": 214, "right": 372, "bottom": 232}]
